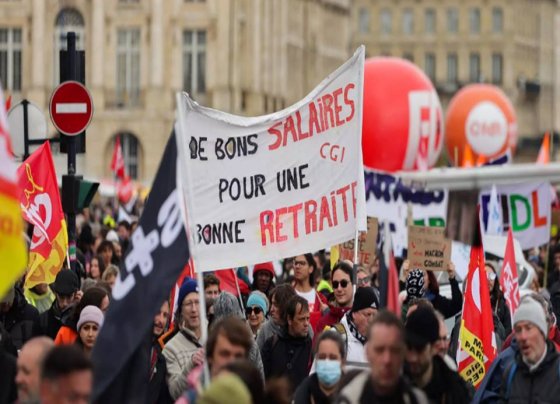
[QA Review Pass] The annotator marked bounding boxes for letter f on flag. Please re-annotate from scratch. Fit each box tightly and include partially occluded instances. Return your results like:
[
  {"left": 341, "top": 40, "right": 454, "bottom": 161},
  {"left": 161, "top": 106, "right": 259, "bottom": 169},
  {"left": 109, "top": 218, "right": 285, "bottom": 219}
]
[{"left": 457, "top": 206, "right": 496, "bottom": 389}]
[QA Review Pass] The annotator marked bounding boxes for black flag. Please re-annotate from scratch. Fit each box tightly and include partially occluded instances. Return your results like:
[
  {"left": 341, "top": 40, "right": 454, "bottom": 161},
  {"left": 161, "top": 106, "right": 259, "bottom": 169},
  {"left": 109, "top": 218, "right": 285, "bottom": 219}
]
[{"left": 92, "top": 133, "right": 190, "bottom": 403}]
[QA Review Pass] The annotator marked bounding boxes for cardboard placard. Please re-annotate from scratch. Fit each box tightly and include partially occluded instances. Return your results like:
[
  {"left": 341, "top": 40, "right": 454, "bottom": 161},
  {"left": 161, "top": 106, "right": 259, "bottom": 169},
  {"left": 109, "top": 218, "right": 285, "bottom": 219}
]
[
  {"left": 338, "top": 217, "right": 378, "bottom": 266},
  {"left": 408, "top": 225, "right": 450, "bottom": 271}
]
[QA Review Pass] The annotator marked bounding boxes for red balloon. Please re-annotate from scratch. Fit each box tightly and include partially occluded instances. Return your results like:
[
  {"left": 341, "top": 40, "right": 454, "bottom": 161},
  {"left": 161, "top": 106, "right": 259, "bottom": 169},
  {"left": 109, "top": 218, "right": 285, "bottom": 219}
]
[{"left": 362, "top": 58, "right": 444, "bottom": 172}]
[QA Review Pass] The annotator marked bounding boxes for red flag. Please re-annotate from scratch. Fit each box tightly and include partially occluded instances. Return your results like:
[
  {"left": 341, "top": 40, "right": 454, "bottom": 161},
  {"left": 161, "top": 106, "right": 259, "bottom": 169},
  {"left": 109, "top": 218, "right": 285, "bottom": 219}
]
[
  {"left": 457, "top": 208, "right": 496, "bottom": 388},
  {"left": 117, "top": 175, "right": 134, "bottom": 204},
  {"left": 536, "top": 131, "right": 550, "bottom": 164},
  {"left": 384, "top": 223, "right": 401, "bottom": 315},
  {"left": 215, "top": 268, "right": 249, "bottom": 297},
  {"left": 17, "top": 142, "right": 68, "bottom": 288},
  {"left": 499, "top": 228, "right": 520, "bottom": 325},
  {"left": 111, "top": 136, "right": 126, "bottom": 179}
]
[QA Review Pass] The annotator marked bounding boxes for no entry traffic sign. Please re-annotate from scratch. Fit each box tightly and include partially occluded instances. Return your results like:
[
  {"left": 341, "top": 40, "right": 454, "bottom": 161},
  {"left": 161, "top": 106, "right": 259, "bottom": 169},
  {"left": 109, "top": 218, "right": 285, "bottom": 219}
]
[{"left": 49, "top": 81, "right": 93, "bottom": 136}]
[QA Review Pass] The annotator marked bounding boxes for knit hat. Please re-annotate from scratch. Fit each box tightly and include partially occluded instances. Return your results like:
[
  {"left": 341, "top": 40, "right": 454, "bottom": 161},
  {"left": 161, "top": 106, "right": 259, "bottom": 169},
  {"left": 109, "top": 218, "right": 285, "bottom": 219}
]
[
  {"left": 50, "top": 270, "right": 80, "bottom": 295},
  {"left": 213, "top": 291, "right": 243, "bottom": 321},
  {"left": 253, "top": 262, "right": 275, "bottom": 278},
  {"left": 513, "top": 296, "right": 548, "bottom": 337},
  {"left": 405, "top": 269, "right": 425, "bottom": 299},
  {"left": 351, "top": 287, "right": 379, "bottom": 313},
  {"left": 247, "top": 291, "right": 269, "bottom": 314},
  {"left": 177, "top": 277, "right": 199, "bottom": 308},
  {"left": 405, "top": 307, "right": 439, "bottom": 349},
  {"left": 77, "top": 305, "right": 104, "bottom": 330},
  {"left": 198, "top": 374, "right": 251, "bottom": 404}
]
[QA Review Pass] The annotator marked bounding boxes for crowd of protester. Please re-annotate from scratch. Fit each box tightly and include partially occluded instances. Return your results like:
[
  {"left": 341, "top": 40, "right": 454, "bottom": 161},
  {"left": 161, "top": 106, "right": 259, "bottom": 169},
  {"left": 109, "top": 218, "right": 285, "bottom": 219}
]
[{"left": 3, "top": 201, "right": 560, "bottom": 403}]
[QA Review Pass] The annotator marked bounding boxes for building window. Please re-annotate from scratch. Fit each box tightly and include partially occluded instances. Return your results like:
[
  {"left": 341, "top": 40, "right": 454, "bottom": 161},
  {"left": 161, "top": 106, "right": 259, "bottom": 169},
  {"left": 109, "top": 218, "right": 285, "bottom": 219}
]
[
  {"left": 113, "top": 133, "right": 141, "bottom": 180},
  {"left": 380, "top": 9, "right": 392, "bottom": 35},
  {"left": 403, "top": 52, "right": 414, "bottom": 63},
  {"left": 492, "top": 8, "right": 503, "bottom": 33},
  {"left": 116, "top": 29, "right": 141, "bottom": 106},
  {"left": 402, "top": 9, "right": 414, "bottom": 35},
  {"left": 469, "top": 8, "right": 481, "bottom": 34},
  {"left": 469, "top": 53, "right": 480, "bottom": 82},
  {"left": 447, "top": 8, "right": 458, "bottom": 33},
  {"left": 447, "top": 53, "right": 458, "bottom": 83},
  {"left": 54, "top": 8, "right": 85, "bottom": 86},
  {"left": 492, "top": 53, "right": 503, "bottom": 84},
  {"left": 0, "top": 28, "right": 21, "bottom": 91},
  {"left": 425, "top": 53, "right": 436, "bottom": 81},
  {"left": 358, "top": 8, "right": 369, "bottom": 34},
  {"left": 182, "top": 30, "right": 206, "bottom": 96},
  {"left": 425, "top": 9, "right": 436, "bottom": 34}
]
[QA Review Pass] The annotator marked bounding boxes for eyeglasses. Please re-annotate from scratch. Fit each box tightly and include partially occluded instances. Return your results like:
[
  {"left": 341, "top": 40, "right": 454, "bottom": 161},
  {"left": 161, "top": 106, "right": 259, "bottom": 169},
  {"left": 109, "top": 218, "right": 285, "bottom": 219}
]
[
  {"left": 182, "top": 300, "right": 200, "bottom": 308},
  {"left": 294, "top": 260, "right": 308, "bottom": 267},
  {"left": 487, "top": 272, "right": 497, "bottom": 281},
  {"left": 245, "top": 306, "right": 263, "bottom": 316},
  {"left": 357, "top": 276, "right": 371, "bottom": 286},
  {"left": 333, "top": 280, "right": 350, "bottom": 289}
]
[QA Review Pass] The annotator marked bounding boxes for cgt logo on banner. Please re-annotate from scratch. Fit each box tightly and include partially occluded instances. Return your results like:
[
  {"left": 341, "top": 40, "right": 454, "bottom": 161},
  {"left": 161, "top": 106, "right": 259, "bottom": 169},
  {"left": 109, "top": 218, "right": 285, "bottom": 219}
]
[
  {"left": 17, "top": 142, "right": 67, "bottom": 288},
  {"left": 479, "top": 182, "right": 551, "bottom": 249},
  {"left": 364, "top": 171, "right": 448, "bottom": 257},
  {"left": 175, "top": 47, "right": 367, "bottom": 272}
]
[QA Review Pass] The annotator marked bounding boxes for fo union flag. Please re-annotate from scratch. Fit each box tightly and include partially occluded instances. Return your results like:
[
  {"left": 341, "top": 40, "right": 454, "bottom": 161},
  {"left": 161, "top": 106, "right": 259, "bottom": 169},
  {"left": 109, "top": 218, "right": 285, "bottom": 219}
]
[
  {"left": 17, "top": 142, "right": 68, "bottom": 288},
  {"left": 457, "top": 208, "right": 496, "bottom": 388},
  {"left": 499, "top": 228, "right": 520, "bottom": 325}
]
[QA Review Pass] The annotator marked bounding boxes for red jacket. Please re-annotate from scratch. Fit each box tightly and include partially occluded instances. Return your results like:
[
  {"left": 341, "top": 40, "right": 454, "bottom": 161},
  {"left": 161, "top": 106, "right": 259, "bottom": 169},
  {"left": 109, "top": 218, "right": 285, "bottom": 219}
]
[{"left": 313, "top": 303, "right": 351, "bottom": 340}]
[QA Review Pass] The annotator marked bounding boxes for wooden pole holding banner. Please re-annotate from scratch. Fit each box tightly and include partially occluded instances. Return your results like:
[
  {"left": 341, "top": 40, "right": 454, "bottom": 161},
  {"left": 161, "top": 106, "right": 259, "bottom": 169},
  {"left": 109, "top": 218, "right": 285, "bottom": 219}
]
[{"left": 352, "top": 230, "right": 359, "bottom": 287}]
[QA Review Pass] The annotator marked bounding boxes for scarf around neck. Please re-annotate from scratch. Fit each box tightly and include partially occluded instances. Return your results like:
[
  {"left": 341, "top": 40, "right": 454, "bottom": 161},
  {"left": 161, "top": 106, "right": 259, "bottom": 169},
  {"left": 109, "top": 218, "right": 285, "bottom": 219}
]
[{"left": 346, "top": 311, "right": 366, "bottom": 344}]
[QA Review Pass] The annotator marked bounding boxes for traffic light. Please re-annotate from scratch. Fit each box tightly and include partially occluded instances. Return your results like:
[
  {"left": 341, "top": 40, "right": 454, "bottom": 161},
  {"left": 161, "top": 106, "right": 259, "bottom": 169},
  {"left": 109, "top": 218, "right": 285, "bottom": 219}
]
[{"left": 62, "top": 175, "right": 99, "bottom": 214}]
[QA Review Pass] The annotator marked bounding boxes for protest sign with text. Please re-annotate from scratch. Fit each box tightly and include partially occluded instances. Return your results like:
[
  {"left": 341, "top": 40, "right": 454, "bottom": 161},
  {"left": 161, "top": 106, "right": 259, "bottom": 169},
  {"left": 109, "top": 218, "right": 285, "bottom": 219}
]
[
  {"left": 338, "top": 217, "right": 378, "bottom": 266},
  {"left": 365, "top": 171, "right": 448, "bottom": 257},
  {"left": 175, "top": 47, "right": 367, "bottom": 271},
  {"left": 408, "top": 225, "right": 451, "bottom": 271},
  {"left": 479, "top": 182, "right": 551, "bottom": 249}
]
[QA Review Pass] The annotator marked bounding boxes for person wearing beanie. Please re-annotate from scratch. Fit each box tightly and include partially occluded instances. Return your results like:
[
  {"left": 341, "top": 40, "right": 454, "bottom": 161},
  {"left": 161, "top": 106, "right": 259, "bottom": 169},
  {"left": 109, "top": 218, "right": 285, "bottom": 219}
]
[
  {"left": 163, "top": 277, "right": 207, "bottom": 400},
  {"left": 245, "top": 291, "right": 268, "bottom": 337},
  {"left": 404, "top": 307, "right": 472, "bottom": 404},
  {"left": 502, "top": 295, "right": 560, "bottom": 402},
  {"left": 326, "top": 286, "right": 379, "bottom": 368},
  {"left": 76, "top": 305, "right": 103, "bottom": 357},
  {"left": 251, "top": 262, "right": 276, "bottom": 297}
]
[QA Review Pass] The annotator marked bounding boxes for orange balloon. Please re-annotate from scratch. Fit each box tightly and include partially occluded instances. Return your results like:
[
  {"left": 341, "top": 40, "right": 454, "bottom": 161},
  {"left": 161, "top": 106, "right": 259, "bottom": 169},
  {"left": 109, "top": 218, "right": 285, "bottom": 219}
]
[{"left": 445, "top": 84, "right": 517, "bottom": 166}]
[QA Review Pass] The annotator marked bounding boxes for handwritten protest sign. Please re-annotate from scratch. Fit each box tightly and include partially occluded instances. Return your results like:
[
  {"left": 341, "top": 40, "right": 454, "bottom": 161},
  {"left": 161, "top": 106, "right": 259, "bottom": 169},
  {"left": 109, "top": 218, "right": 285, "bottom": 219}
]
[
  {"left": 338, "top": 217, "right": 378, "bottom": 266},
  {"left": 175, "top": 47, "right": 367, "bottom": 271},
  {"left": 408, "top": 225, "right": 450, "bottom": 271}
]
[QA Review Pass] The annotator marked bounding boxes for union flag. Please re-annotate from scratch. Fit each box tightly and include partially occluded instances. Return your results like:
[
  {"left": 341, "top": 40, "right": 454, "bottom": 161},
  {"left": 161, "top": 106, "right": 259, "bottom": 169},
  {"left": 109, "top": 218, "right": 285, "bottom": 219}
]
[
  {"left": 0, "top": 84, "right": 27, "bottom": 298},
  {"left": 457, "top": 208, "right": 496, "bottom": 388},
  {"left": 17, "top": 142, "right": 68, "bottom": 288}
]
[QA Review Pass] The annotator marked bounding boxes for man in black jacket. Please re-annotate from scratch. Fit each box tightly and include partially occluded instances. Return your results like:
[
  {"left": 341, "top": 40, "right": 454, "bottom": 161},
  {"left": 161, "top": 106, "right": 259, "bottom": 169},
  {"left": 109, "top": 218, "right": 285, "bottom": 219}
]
[
  {"left": 0, "top": 286, "right": 39, "bottom": 351},
  {"left": 262, "top": 295, "right": 312, "bottom": 393},
  {"left": 503, "top": 296, "right": 560, "bottom": 402},
  {"left": 404, "top": 307, "right": 472, "bottom": 404},
  {"left": 33, "top": 270, "right": 80, "bottom": 339}
]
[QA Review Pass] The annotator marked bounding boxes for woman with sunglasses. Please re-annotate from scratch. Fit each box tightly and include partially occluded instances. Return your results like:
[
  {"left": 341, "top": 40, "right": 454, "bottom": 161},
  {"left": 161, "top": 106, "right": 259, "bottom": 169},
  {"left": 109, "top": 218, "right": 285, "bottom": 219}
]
[
  {"left": 314, "top": 261, "right": 354, "bottom": 337},
  {"left": 245, "top": 291, "right": 269, "bottom": 337}
]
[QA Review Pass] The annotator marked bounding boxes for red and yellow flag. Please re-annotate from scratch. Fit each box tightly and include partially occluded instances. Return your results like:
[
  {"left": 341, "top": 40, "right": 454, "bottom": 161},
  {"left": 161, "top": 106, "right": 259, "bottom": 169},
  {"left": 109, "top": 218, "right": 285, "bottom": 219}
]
[
  {"left": 0, "top": 86, "right": 27, "bottom": 299},
  {"left": 17, "top": 142, "right": 67, "bottom": 289},
  {"left": 457, "top": 209, "right": 497, "bottom": 388}
]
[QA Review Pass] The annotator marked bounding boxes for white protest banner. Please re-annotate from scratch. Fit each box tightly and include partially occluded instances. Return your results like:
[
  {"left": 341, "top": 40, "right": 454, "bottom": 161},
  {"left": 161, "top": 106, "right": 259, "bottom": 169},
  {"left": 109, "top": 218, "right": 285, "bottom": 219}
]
[
  {"left": 175, "top": 47, "right": 367, "bottom": 272},
  {"left": 479, "top": 182, "right": 551, "bottom": 249},
  {"left": 364, "top": 170, "right": 448, "bottom": 257}
]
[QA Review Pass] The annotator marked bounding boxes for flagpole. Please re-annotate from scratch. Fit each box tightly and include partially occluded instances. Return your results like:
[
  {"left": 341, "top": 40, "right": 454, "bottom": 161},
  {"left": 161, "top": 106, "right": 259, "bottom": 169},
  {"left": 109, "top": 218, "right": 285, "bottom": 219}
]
[
  {"left": 352, "top": 229, "right": 359, "bottom": 286},
  {"left": 195, "top": 268, "right": 211, "bottom": 387}
]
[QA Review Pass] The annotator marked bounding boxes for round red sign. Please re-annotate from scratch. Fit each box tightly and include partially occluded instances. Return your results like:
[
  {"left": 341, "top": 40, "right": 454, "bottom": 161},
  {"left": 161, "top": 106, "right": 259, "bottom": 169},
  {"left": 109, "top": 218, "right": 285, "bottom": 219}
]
[{"left": 49, "top": 81, "right": 93, "bottom": 136}]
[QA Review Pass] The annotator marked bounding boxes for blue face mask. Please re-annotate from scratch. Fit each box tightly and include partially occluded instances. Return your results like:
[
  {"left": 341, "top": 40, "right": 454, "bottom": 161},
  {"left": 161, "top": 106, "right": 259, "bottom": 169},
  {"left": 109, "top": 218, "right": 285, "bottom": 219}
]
[{"left": 316, "top": 359, "right": 341, "bottom": 387}]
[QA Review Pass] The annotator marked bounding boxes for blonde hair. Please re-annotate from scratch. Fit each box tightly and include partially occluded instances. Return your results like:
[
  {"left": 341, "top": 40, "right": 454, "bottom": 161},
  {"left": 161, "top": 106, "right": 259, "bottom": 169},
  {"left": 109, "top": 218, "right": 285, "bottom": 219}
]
[{"left": 102, "top": 264, "right": 119, "bottom": 281}]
